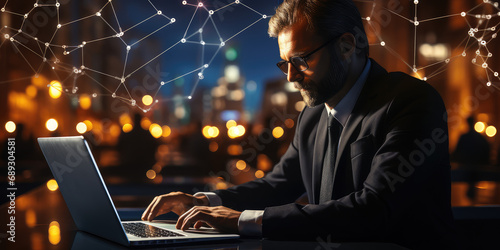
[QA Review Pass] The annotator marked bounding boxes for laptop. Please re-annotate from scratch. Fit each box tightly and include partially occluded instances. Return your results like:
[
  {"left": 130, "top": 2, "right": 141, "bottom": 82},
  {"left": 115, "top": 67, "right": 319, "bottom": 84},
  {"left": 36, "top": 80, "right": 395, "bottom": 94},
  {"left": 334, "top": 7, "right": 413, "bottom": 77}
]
[{"left": 38, "top": 136, "right": 239, "bottom": 246}]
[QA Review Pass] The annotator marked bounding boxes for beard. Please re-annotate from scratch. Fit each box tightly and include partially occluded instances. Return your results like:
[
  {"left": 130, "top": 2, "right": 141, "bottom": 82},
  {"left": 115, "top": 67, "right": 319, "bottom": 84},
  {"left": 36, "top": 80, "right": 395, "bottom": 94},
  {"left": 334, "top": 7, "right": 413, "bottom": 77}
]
[{"left": 296, "top": 51, "right": 347, "bottom": 108}]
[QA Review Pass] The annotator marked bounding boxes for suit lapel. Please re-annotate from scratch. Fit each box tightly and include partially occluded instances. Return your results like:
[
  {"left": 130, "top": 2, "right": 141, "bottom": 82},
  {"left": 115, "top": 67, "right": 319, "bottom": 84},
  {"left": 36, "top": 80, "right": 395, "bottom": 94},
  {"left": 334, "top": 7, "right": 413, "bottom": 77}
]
[
  {"left": 312, "top": 108, "right": 329, "bottom": 204},
  {"left": 332, "top": 59, "right": 388, "bottom": 189}
]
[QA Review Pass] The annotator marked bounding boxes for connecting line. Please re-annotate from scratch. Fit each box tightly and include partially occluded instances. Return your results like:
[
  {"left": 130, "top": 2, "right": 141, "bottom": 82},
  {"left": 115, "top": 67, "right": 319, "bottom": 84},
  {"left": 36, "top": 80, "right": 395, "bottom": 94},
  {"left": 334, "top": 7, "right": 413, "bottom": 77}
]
[
  {"left": 154, "top": 65, "right": 205, "bottom": 96},
  {"left": 126, "top": 40, "right": 182, "bottom": 78},
  {"left": 383, "top": 44, "right": 413, "bottom": 71},
  {"left": 11, "top": 41, "right": 37, "bottom": 74},
  {"left": 109, "top": 0, "right": 122, "bottom": 32},
  {"left": 419, "top": 13, "right": 462, "bottom": 23},
  {"left": 209, "top": 15, "right": 223, "bottom": 41},
  {"left": 121, "top": 50, "right": 129, "bottom": 82},
  {"left": 123, "top": 14, "right": 157, "bottom": 33},
  {"left": 130, "top": 21, "right": 173, "bottom": 47},
  {"left": 413, "top": 2, "right": 417, "bottom": 69},
  {"left": 12, "top": 39, "right": 43, "bottom": 58},
  {"left": 183, "top": 6, "right": 199, "bottom": 39},
  {"left": 213, "top": 2, "right": 235, "bottom": 13},
  {"left": 85, "top": 72, "right": 114, "bottom": 94},
  {"left": 239, "top": 2, "right": 263, "bottom": 16},
  {"left": 0, "top": 76, "right": 33, "bottom": 85},
  {"left": 84, "top": 66, "right": 122, "bottom": 80},
  {"left": 147, "top": 0, "right": 158, "bottom": 12},
  {"left": 61, "top": 14, "right": 94, "bottom": 26},
  {"left": 225, "top": 17, "right": 263, "bottom": 42},
  {"left": 383, "top": 7, "right": 413, "bottom": 23}
]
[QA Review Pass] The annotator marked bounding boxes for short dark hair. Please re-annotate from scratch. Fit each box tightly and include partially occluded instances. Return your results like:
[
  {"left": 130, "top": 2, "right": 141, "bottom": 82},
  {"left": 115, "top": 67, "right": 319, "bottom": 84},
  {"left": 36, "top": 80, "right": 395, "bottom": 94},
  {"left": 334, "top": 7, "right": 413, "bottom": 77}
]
[{"left": 268, "top": 0, "right": 369, "bottom": 55}]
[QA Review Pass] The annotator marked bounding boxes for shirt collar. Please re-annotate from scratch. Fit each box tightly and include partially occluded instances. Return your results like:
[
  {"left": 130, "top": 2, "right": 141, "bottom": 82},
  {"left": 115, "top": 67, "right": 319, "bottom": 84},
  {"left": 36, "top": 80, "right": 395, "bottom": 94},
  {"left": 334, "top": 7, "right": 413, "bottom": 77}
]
[{"left": 325, "top": 59, "right": 371, "bottom": 127}]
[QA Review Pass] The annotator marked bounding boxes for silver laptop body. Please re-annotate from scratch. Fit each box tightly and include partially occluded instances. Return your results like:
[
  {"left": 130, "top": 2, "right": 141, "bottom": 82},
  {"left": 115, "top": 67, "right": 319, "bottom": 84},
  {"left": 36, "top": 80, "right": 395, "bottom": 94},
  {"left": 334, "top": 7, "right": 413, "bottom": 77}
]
[{"left": 38, "top": 136, "right": 239, "bottom": 246}]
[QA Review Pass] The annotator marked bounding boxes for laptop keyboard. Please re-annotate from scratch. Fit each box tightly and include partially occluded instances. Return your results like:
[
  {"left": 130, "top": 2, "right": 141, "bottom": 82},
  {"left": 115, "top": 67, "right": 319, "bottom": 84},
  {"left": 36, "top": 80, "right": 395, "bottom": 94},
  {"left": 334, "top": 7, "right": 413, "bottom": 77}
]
[{"left": 123, "top": 222, "right": 184, "bottom": 238}]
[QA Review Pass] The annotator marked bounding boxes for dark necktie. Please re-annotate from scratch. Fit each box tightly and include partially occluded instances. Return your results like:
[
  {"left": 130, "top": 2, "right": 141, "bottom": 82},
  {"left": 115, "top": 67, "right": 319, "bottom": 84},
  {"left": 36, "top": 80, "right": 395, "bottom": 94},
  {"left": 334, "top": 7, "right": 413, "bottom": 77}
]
[{"left": 319, "top": 115, "right": 343, "bottom": 204}]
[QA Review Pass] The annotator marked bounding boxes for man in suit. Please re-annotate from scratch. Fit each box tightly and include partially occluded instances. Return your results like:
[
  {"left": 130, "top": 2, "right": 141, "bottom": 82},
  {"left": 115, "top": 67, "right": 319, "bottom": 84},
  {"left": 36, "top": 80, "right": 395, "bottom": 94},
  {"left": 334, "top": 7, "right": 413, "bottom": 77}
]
[{"left": 142, "top": 0, "right": 456, "bottom": 247}]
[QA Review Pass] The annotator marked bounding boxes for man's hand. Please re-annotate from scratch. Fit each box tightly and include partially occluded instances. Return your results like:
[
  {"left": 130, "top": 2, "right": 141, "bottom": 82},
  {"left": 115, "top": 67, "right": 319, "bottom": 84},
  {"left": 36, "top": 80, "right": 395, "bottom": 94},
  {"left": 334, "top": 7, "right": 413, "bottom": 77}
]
[
  {"left": 141, "top": 192, "right": 208, "bottom": 221},
  {"left": 176, "top": 206, "right": 241, "bottom": 234}
]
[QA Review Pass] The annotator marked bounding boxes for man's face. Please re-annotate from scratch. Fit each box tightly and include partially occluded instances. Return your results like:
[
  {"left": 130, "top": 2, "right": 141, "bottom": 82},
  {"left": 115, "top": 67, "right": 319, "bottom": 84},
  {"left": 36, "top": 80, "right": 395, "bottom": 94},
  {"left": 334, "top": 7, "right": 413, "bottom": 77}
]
[{"left": 278, "top": 20, "right": 347, "bottom": 107}]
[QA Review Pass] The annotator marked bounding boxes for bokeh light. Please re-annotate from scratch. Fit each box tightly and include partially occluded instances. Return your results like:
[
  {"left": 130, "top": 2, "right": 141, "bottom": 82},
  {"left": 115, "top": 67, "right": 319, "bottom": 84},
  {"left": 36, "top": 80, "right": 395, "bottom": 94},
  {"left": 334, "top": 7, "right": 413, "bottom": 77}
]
[
  {"left": 45, "top": 119, "right": 58, "bottom": 132},
  {"left": 48, "top": 80, "right": 62, "bottom": 99},
  {"left": 5, "top": 121, "right": 16, "bottom": 133},
  {"left": 46, "top": 179, "right": 58, "bottom": 191},
  {"left": 76, "top": 122, "right": 87, "bottom": 134}
]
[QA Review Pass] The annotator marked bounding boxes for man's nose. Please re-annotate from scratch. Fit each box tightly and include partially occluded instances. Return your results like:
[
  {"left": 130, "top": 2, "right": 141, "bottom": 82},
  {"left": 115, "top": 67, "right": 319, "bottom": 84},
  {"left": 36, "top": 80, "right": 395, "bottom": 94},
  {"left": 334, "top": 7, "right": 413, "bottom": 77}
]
[{"left": 287, "top": 64, "right": 303, "bottom": 82}]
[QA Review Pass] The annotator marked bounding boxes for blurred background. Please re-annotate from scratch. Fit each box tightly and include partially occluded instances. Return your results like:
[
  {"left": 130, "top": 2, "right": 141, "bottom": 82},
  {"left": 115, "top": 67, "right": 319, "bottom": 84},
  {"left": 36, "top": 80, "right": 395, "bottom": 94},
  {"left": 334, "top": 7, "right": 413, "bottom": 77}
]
[{"left": 1, "top": 0, "right": 500, "bottom": 217}]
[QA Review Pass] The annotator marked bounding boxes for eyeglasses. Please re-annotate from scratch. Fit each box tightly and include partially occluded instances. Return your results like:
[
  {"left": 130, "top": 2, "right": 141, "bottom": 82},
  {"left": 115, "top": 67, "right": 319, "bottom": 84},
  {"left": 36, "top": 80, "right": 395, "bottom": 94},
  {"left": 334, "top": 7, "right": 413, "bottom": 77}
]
[{"left": 276, "top": 37, "right": 337, "bottom": 75}]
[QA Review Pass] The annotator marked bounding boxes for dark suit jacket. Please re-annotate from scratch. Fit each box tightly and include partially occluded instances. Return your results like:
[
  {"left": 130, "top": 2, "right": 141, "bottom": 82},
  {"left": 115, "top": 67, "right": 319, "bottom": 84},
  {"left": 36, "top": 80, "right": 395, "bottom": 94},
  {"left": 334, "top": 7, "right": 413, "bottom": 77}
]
[{"left": 214, "top": 59, "right": 456, "bottom": 248}]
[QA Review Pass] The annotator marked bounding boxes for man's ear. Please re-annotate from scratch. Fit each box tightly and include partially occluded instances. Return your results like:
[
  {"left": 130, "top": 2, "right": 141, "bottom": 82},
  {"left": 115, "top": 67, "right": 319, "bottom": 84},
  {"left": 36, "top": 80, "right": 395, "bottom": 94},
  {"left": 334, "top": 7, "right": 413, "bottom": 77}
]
[{"left": 338, "top": 33, "right": 356, "bottom": 60}]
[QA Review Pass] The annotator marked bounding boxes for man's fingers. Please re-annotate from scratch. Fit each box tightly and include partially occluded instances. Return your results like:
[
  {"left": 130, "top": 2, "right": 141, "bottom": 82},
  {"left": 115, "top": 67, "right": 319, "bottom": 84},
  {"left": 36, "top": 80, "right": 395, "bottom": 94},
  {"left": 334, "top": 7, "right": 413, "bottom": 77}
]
[
  {"left": 181, "top": 211, "right": 208, "bottom": 231},
  {"left": 147, "top": 195, "right": 173, "bottom": 221},
  {"left": 176, "top": 206, "right": 195, "bottom": 229},
  {"left": 141, "top": 196, "right": 158, "bottom": 220}
]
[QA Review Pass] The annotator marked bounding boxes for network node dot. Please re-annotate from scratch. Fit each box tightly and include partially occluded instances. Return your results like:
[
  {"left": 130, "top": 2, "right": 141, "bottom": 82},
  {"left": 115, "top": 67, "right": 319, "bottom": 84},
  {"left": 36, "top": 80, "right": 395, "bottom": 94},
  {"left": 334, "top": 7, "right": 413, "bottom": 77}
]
[
  {"left": 461, "top": 12, "right": 466, "bottom": 17},
  {"left": 235, "top": 0, "right": 240, "bottom": 4},
  {"left": 57, "top": 24, "right": 61, "bottom": 28},
  {"left": 423, "top": 77, "right": 427, "bottom": 81},
  {"left": 45, "top": 42, "right": 49, "bottom": 47},
  {"left": 64, "top": 89, "right": 69, "bottom": 92},
  {"left": 4, "top": 34, "right": 9, "bottom": 39},
  {"left": 445, "top": 58, "right": 450, "bottom": 63},
  {"left": 34, "top": 3, "right": 38, "bottom": 7},
  {"left": 161, "top": 81, "right": 165, "bottom": 85},
  {"left": 96, "top": 12, "right": 101, "bottom": 16},
  {"left": 55, "top": 59, "right": 60, "bottom": 63},
  {"left": 204, "top": 64, "right": 209, "bottom": 68},
  {"left": 486, "top": 82, "right": 491, "bottom": 86},
  {"left": 198, "top": 2, "right": 203, "bottom": 7},
  {"left": 92, "top": 93, "right": 97, "bottom": 98},
  {"left": 63, "top": 51, "right": 68, "bottom": 55},
  {"left": 17, "top": 29, "right": 21, "bottom": 33},
  {"left": 34, "top": 74, "right": 39, "bottom": 78},
  {"left": 0, "top": 8, "right": 4, "bottom": 12},
  {"left": 498, "top": 12, "right": 500, "bottom": 16},
  {"left": 9, "top": 38, "right": 14, "bottom": 42},
  {"left": 413, "top": 68, "right": 417, "bottom": 72},
  {"left": 366, "top": 17, "right": 371, "bottom": 21},
  {"left": 488, "top": 53, "right": 492, "bottom": 57},
  {"left": 475, "top": 14, "right": 481, "bottom": 18},
  {"left": 126, "top": 46, "right": 131, "bottom": 51},
  {"left": 171, "top": 18, "right": 176, "bottom": 23},
  {"left": 494, "top": 72, "right": 499, "bottom": 77},
  {"left": 121, "top": 77, "right": 125, "bottom": 83},
  {"left": 79, "top": 44, "right": 83, "bottom": 48},
  {"left": 157, "top": 10, "right": 162, "bottom": 15},
  {"left": 34, "top": 37, "right": 38, "bottom": 40},
  {"left": 52, "top": 67, "right": 55, "bottom": 69},
  {"left": 414, "top": 21, "right": 419, "bottom": 26},
  {"left": 495, "top": 2, "right": 499, "bottom": 7},
  {"left": 73, "top": 68, "right": 78, "bottom": 73},
  {"left": 492, "top": 34, "right": 497, "bottom": 38},
  {"left": 131, "top": 100, "right": 136, "bottom": 106},
  {"left": 201, "top": 41, "right": 205, "bottom": 45},
  {"left": 462, "top": 52, "right": 466, "bottom": 57},
  {"left": 199, "top": 28, "right": 203, "bottom": 33},
  {"left": 474, "top": 28, "right": 479, "bottom": 32},
  {"left": 112, "top": 93, "right": 116, "bottom": 98},
  {"left": 263, "top": 15, "right": 267, "bottom": 19},
  {"left": 56, "top": 3, "right": 60, "bottom": 7},
  {"left": 143, "top": 109, "right": 147, "bottom": 113},
  {"left": 80, "top": 65, "right": 85, "bottom": 69},
  {"left": 155, "top": 100, "right": 159, "bottom": 103},
  {"left": 414, "top": 0, "right": 419, "bottom": 4},
  {"left": 220, "top": 42, "right": 225, "bottom": 46},
  {"left": 482, "top": 63, "right": 488, "bottom": 68},
  {"left": 24, "top": 14, "right": 28, "bottom": 18},
  {"left": 72, "top": 87, "right": 78, "bottom": 93},
  {"left": 43, "top": 58, "right": 47, "bottom": 62},
  {"left": 472, "top": 59, "right": 477, "bottom": 63},
  {"left": 181, "top": 38, "right": 186, "bottom": 43},
  {"left": 481, "top": 40, "right": 486, "bottom": 45},
  {"left": 209, "top": 10, "right": 214, "bottom": 15},
  {"left": 188, "top": 96, "right": 192, "bottom": 99},
  {"left": 380, "top": 41, "right": 385, "bottom": 46},
  {"left": 492, "top": 27, "right": 496, "bottom": 31},
  {"left": 486, "top": 15, "right": 491, "bottom": 19},
  {"left": 182, "top": 1, "right": 187, "bottom": 5},
  {"left": 476, "top": 50, "right": 480, "bottom": 55}
]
